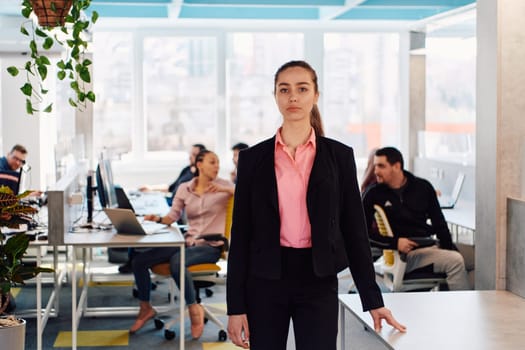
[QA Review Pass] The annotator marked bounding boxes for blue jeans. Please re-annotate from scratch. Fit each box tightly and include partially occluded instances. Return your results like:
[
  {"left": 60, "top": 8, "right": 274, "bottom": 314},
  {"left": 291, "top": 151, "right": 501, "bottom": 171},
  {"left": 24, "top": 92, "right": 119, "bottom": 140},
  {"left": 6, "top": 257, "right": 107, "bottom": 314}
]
[{"left": 131, "top": 245, "right": 222, "bottom": 305}]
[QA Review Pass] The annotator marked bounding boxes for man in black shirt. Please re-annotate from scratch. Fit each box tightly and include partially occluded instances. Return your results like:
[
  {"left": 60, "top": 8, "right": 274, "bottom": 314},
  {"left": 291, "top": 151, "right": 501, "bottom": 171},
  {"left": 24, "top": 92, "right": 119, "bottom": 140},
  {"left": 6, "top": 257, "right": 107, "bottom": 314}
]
[{"left": 362, "top": 147, "right": 470, "bottom": 290}]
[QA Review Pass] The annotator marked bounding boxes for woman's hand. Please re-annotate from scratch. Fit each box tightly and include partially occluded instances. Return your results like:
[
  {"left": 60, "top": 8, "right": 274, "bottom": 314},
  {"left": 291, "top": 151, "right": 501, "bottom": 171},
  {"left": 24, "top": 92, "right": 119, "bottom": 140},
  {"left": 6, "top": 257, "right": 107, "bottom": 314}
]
[
  {"left": 185, "top": 235, "right": 205, "bottom": 247},
  {"left": 143, "top": 214, "right": 157, "bottom": 222},
  {"left": 206, "top": 183, "right": 235, "bottom": 195},
  {"left": 369, "top": 307, "right": 406, "bottom": 333},
  {"left": 228, "top": 314, "right": 250, "bottom": 348}
]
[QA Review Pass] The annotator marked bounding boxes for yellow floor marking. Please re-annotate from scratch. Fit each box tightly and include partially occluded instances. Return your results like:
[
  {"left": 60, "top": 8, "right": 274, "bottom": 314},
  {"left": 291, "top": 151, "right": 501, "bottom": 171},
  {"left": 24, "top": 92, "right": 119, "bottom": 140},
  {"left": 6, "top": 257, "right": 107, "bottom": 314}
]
[
  {"left": 53, "top": 330, "right": 129, "bottom": 347},
  {"left": 77, "top": 279, "right": 133, "bottom": 287}
]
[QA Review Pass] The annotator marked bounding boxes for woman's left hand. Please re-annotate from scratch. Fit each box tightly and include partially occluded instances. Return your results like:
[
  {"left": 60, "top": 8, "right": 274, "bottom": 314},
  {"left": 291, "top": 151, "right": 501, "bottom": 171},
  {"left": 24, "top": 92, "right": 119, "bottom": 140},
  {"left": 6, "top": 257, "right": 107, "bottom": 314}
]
[
  {"left": 206, "top": 183, "right": 234, "bottom": 195},
  {"left": 369, "top": 307, "right": 406, "bottom": 333}
]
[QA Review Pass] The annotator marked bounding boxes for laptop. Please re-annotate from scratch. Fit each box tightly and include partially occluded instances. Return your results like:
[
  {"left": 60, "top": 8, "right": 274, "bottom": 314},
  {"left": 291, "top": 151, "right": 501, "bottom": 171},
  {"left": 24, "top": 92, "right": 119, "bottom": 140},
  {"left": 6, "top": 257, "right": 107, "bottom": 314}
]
[
  {"left": 439, "top": 173, "right": 465, "bottom": 209},
  {"left": 115, "top": 187, "right": 135, "bottom": 212},
  {"left": 104, "top": 208, "right": 169, "bottom": 235}
]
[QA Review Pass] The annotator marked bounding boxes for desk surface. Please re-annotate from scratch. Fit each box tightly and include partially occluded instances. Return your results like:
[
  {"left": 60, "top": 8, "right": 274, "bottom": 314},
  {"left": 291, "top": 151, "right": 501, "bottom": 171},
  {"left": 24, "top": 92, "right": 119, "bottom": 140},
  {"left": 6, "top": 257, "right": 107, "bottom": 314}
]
[
  {"left": 64, "top": 227, "right": 184, "bottom": 247},
  {"left": 339, "top": 291, "right": 525, "bottom": 350},
  {"left": 442, "top": 200, "right": 475, "bottom": 230}
]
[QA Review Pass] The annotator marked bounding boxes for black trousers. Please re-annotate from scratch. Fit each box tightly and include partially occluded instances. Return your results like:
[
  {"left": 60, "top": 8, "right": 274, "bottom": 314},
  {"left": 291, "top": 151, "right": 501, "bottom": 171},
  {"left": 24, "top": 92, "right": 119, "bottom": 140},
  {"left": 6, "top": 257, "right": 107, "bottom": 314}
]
[{"left": 246, "top": 247, "right": 339, "bottom": 350}]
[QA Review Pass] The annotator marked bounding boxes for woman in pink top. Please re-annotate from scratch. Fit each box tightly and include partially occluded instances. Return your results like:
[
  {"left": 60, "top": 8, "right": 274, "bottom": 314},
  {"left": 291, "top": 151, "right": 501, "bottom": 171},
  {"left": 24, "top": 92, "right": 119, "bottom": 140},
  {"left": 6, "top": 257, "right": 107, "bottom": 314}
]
[
  {"left": 226, "top": 61, "right": 405, "bottom": 350},
  {"left": 129, "top": 150, "right": 234, "bottom": 339}
]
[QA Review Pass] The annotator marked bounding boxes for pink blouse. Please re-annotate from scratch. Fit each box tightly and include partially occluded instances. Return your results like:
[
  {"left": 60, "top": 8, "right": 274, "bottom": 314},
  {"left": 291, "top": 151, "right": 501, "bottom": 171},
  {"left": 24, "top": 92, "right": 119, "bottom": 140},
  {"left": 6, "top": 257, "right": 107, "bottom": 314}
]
[{"left": 274, "top": 128, "right": 316, "bottom": 248}]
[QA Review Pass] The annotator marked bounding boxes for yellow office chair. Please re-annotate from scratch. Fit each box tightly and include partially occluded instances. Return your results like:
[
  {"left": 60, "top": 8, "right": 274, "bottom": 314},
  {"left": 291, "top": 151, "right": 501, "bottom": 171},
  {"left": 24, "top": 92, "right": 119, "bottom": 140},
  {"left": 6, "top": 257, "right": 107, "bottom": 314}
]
[
  {"left": 373, "top": 204, "right": 447, "bottom": 292},
  {"left": 150, "top": 196, "right": 233, "bottom": 341}
]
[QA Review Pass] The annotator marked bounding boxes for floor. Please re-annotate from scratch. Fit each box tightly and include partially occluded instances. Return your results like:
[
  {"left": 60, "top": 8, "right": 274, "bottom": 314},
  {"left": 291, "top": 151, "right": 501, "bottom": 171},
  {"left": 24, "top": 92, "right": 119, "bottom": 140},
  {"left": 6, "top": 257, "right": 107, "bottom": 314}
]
[{"left": 15, "top": 250, "right": 385, "bottom": 350}]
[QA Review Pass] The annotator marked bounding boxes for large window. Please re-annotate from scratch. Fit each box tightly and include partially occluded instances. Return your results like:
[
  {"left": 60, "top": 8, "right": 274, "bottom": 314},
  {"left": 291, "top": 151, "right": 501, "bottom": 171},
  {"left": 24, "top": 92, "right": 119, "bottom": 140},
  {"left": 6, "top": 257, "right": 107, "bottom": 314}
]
[
  {"left": 324, "top": 33, "right": 400, "bottom": 158},
  {"left": 93, "top": 32, "right": 133, "bottom": 157},
  {"left": 92, "top": 29, "right": 402, "bottom": 168},
  {"left": 424, "top": 25, "right": 476, "bottom": 163},
  {"left": 226, "top": 32, "right": 304, "bottom": 146},
  {"left": 426, "top": 36, "right": 476, "bottom": 132},
  {"left": 143, "top": 36, "right": 217, "bottom": 152}
]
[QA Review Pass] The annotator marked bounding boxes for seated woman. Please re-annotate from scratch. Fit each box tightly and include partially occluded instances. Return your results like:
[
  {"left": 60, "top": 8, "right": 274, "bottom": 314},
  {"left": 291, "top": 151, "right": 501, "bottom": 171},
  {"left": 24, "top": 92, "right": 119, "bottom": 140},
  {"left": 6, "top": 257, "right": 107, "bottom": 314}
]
[{"left": 130, "top": 150, "right": 234, "bottom": 338}]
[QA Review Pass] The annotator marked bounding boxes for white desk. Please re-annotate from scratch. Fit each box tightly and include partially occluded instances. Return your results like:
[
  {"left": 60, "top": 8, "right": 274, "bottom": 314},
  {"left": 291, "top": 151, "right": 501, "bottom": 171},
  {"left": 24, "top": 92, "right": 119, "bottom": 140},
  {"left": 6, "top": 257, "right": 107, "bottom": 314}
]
[
  {"left": 339, "top": 291, "right": 525, "bottom": 350},
  {"left": 64, "top": 228, "right": 186, "bottom": 350},
  {"left": 442, "top": 200, "right": 475, "bottom": 245}
]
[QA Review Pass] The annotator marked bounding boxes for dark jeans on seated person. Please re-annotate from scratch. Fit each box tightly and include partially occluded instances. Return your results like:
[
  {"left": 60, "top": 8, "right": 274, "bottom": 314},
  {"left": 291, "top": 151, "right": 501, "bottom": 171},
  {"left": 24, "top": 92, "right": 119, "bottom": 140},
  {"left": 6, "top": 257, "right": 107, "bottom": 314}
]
[{"left": 131, "top": 245, "right": 222, "bottom": 305}]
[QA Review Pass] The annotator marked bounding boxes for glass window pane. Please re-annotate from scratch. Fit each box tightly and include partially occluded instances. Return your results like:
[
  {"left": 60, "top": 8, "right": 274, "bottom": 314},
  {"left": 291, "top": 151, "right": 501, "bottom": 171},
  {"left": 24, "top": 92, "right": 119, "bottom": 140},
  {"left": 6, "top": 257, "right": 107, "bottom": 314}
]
[
  {"left": 324, "top": 33, "right": 400, "bottom": 158},
  {"left": 143, "top": 36, "right": 217, "bottom": 152},
  {"left": 227, "top": 32, "right": 304, "bottom": 146},
  {"left": 92, "top": 32, "right": 133, "bottom": 156},
  {"left": 426, "top": 37, "right": 476, "bottom": 131}
]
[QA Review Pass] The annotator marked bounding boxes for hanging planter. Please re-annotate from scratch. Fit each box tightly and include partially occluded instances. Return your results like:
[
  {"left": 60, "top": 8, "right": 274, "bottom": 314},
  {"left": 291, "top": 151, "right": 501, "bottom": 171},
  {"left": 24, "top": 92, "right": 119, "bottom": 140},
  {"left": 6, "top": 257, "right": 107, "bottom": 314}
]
[
  {"left": 30, "top": 0, "right": 74, "bottom": 27},
  {"left": 7, "top": 0, "right": 98, "bottom": 114}
]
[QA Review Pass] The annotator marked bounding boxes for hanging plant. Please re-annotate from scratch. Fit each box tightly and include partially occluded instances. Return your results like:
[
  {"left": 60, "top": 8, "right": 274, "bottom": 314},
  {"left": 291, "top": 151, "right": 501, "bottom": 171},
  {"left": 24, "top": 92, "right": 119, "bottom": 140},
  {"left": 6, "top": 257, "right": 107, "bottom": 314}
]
[{"left": 6, "top": 0, "right": 99, "bottom": 115}]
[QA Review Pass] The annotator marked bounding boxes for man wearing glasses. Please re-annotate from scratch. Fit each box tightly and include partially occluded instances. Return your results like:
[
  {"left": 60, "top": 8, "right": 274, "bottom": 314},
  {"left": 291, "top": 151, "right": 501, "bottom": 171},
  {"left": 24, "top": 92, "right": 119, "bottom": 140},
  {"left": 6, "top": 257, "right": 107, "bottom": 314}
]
[{"left": 0, "top": 144, "right": 27, "bottom": 172}]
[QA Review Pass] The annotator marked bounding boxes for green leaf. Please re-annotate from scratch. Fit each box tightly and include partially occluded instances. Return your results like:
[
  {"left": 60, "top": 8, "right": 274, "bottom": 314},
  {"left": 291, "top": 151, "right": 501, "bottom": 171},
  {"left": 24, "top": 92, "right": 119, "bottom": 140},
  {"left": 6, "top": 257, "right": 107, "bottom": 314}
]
[
  {"left": 6, "top": 66, "right": 19, "bottom": 76},
  {"left": 20, "top": 83, "right": 32, "bottom": 97},
  {"left": 86, "top": 91, "right": 96, "bottom": 102},
  {"left": 20, "top": 25, "right": 29, "bottom": 36},
  {"left": 43, "top": 104, "right": 53, "bottom": 113},
  {"left": 37, "top": 64, "right": 48, "bottom": 80},
  {"left": 35, "top": 28, "right": 48, "bottom": 38},
  {"left": 71, "top": 47, "right": 80, "bottom": 60},
  {"left": 79, "top": 68, "right": 91, "bottom": 83},
  {"left": 21, "top": 7, "right": 31, "bottom": 18},
  {"left": 92, "top": 11, "right": 99, "bottom": 23},
  {"left": 68, "top": 98, "right": 77, "bottom": 107},
  {"left": 29, "top": 40, "right": 37, "bottom": 54},
  {"left": 40, "top": 56, "right": 51, "bottom": 65},
  {"left": 43, "top": 37, "right": 54, "bottom": 50},
  {"left": 70, "top": 81, "right": 79, "bottom": 91},
  {"left": 26, "top": 99, "right": 33, "bottom": 115},
  {"left": 41, "top": 88, "right": 49, "bottom": 94},
  {"left": 82, "top": 59, "right": 93, "bottom": 67},
  {"left": 57, "top": 70, "right": 66, "bottom": 80},
  {"left": 50, "top": 2, "right": 57, "bottom": 12},
  {"left": 78, "top": 92, "right": 86, "bottom": 102},
  {"left": 57, "top": 60, "right": 66, "bottom": 69}
]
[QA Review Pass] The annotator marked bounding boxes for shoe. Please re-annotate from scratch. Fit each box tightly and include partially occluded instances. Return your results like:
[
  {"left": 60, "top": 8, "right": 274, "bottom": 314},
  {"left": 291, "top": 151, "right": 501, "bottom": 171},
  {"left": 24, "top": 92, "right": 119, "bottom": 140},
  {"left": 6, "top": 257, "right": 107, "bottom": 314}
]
[
  {"left": 129, "top": 308, "right": 156, "bottom": 334},
  {"left": 188, "top": 303, "right": 205, "bottom": 339},
  {"left": 118, "top": 261, "right": 132, "bottom": 274}
]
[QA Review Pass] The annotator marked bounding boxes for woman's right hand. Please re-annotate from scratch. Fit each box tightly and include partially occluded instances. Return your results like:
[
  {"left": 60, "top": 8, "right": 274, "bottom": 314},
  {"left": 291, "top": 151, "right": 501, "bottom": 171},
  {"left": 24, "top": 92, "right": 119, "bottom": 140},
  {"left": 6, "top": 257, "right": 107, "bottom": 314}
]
[
  {"left": 228, "top": 314, "right": 250, "bottom": 348},
  {"left": 143, "top": 214, "right": 157, "bottom": 222}
]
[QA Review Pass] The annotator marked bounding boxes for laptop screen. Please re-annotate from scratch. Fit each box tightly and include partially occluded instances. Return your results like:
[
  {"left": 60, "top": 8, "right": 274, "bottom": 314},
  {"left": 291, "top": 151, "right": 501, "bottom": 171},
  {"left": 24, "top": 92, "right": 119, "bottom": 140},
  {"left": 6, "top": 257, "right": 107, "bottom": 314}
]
[{"left": 450, "top": 173, "right": 466, "bottom": 202}]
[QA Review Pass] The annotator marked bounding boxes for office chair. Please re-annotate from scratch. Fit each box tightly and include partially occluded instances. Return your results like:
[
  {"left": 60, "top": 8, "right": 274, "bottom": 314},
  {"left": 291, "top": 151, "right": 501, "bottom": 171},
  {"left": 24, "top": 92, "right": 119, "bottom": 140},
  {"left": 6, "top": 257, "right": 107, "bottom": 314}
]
[
  {"left": 150, "top": 197, "right": 233, "bottom": 341},
  {"left": 373, "top": 204, "right": 447, "bottom": 292}
]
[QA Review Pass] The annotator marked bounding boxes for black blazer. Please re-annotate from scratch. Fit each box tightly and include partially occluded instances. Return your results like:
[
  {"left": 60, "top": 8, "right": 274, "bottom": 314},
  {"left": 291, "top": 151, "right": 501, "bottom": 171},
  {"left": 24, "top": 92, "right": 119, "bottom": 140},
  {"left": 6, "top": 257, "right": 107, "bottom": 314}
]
[{"left": 226, "top": 136, "right": 383, "bottom": 315}]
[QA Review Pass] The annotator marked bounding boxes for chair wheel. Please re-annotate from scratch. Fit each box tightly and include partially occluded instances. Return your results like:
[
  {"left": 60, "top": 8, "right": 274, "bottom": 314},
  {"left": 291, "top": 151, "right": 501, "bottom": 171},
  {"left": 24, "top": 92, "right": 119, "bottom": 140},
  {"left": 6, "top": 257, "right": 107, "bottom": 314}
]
[
  {"left": 218, "top": 330, "right": 227, "bottom": 341},
  {"left": 154, "top": 318, "right": 164, "bottom": 330},
  {"left": 151, "top": 282, "right": 157, "bottom": 291},
  {"left": 132, "top": 288, "right": 138, "bottom": 298},
  {"left": 204, "top": 317, "right": 209, "bottom": 324},
  {"left": 205, "top": 288, "right": 213, "bottom": 297},
  {"left": 165, "top": 329, "right": 176, "bottom": 340}
]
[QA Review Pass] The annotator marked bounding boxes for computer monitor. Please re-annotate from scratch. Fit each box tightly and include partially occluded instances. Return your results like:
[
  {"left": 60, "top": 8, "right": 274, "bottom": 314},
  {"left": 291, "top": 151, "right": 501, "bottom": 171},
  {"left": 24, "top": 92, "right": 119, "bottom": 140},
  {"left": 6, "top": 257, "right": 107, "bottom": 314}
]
[{"left": 96, "top": 158, "right": 118, "bottom": 209}]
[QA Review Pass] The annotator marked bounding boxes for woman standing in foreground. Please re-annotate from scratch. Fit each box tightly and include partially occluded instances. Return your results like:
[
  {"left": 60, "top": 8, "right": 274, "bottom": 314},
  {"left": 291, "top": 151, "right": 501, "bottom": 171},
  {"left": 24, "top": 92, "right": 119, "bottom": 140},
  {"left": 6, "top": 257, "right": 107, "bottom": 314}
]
[{"left": 226, "top": 60, "right": 405, "bottom": 350}]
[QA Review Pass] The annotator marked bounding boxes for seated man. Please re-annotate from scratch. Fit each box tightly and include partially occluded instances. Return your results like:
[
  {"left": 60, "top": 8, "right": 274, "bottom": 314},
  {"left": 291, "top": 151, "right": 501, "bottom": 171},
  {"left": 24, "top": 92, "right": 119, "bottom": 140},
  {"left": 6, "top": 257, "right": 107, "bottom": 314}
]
[
  {"left": 0, "top": 144, "right": 27, "bottom": 172},
  {"left": 362, "top": 146, "right": 470, "bottom": 291}
]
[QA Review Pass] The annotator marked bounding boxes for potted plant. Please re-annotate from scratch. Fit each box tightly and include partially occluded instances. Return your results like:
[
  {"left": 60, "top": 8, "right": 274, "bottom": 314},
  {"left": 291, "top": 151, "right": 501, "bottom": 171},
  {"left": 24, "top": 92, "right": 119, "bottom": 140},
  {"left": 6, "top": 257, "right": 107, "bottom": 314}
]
[
  {"left": 0, "top": 185, "right": 53, "bottom": 349},
  {"left": 6, "top": 0, "right": 99, "bottom": 114}
]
